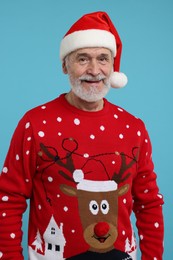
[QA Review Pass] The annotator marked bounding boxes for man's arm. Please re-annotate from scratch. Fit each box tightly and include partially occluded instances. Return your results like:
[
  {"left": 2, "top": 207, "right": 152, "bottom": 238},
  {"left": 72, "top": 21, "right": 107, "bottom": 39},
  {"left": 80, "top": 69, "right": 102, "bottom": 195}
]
[
  {"left": 0, "top": 114, "right": 36, "bottom": 259},
  {"left": 132, "top": 124, "right": 164, "bottom": 260}
]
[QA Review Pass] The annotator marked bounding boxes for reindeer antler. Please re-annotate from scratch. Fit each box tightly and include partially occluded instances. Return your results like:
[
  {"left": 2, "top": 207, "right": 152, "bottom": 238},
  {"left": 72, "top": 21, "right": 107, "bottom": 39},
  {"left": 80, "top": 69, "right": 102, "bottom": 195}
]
[
  {"left": 39, "top": 139, "right": 78, "bottom": 182},
  {"left": 112, "top": 147, "right": 139, "bottom": 184}
]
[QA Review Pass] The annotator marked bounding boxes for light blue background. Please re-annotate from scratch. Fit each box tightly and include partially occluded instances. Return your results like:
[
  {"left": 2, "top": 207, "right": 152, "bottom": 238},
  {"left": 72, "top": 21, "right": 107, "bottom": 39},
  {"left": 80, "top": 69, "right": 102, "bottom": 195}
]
[{"left": 0, "top": 1, "right": 172, "bottom": 259}]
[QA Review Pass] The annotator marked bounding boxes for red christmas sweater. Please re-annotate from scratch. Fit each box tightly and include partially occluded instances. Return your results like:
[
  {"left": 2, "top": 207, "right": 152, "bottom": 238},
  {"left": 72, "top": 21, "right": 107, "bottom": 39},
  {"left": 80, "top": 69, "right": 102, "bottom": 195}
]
[{"left": 0, "top": 94, "right": 164, "bottom": 260}]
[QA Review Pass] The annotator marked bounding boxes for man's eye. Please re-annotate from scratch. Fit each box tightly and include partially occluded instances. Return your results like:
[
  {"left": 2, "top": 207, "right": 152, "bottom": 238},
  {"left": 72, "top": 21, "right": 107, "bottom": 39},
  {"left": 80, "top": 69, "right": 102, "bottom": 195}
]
[
  {"left": 99, "top": 57, "right": 109, "bottom": 64},
  {"left": 78, "top": 57, "right": 88, "bottom": 64}
]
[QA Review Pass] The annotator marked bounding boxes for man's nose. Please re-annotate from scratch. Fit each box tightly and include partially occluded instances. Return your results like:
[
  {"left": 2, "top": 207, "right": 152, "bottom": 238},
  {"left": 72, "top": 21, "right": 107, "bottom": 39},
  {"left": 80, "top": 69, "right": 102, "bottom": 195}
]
[{"left": 86, "top": 60, "right": 100, "bottom": 76}]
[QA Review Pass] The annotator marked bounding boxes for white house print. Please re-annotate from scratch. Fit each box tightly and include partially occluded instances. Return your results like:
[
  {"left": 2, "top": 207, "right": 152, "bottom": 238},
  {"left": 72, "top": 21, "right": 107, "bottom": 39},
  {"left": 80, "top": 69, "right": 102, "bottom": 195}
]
[{"left": 29, "top": 215, "right": 66, "bottom": 260}]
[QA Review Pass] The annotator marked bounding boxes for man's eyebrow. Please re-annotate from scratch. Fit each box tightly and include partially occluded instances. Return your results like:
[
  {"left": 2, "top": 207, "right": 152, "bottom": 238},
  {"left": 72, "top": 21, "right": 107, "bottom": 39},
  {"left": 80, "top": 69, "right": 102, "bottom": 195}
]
[
  {"left": 75, "top": 53, "right": 110, "bottom": 58},
  {"left": 75, "top": 53, "right": 90, "bottom": 58},
  {"left": 98, "top": 53, "right": 110, "bottom": 58}
]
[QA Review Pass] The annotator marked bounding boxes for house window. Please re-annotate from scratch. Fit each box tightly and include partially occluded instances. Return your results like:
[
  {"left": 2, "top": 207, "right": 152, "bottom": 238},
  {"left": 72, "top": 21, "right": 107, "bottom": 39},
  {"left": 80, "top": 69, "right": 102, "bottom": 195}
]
[
  {"left": 55, "top": 245, "right": 60, "bottom": 251},
  {"left": 51, "top": 227, "right": 55, "bottom": 235},
  {"left": 48, "top": 243, "right": 52, "bottom": 250}
]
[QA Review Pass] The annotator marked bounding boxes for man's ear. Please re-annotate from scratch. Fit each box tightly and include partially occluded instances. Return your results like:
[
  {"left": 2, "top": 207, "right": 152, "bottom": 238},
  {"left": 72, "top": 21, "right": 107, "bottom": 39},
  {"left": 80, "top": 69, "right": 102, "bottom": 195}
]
[{"left": 62, "top": 60, "right": 68, "bottom": 74}]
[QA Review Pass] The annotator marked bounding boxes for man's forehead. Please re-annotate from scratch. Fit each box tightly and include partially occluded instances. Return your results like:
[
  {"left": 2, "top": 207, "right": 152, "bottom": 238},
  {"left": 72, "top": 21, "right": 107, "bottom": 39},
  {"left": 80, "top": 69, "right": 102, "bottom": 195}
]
[{"left": 72, "top": 47, "right": 112, "bottom": 56}]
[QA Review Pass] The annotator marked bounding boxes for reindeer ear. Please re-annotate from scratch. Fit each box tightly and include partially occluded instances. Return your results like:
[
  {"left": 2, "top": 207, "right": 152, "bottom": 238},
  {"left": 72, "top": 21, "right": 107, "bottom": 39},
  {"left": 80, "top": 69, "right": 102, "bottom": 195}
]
[
  {"left": 60, "top": 184, "right": 77, "bottom": 197},
  {"left": 118, "top": 184, "right": 129, "bottom": 196}
]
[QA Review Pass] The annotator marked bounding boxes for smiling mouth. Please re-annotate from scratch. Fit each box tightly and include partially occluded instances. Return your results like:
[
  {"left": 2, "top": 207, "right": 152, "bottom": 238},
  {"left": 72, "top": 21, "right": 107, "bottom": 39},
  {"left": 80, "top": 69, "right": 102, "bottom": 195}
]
[
  {"left": 93, "top": 234, "right": 110, "bottom": 243},
  {"left": 82, "top": 79, "right": 102, "bottom": 84}
]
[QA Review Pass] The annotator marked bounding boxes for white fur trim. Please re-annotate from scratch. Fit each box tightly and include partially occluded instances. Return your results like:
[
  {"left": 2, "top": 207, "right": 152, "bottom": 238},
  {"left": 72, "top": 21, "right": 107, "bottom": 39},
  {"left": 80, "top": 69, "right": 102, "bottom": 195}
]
[
  {"left": 76, "top": 180, "right": 117, "bottom": 192},
  {"left": 60, "top": 29, "right": 116, "bottom": 60},
  {"left": 110, "top": 71, "right": 128, "bottom": 88}
]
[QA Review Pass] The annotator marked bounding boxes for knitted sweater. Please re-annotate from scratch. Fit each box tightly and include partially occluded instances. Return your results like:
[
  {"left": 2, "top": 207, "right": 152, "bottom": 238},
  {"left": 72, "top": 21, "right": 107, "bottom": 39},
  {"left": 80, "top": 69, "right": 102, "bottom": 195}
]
[{"left": 0, "top": 94, "right": 164, "bottom": 260}]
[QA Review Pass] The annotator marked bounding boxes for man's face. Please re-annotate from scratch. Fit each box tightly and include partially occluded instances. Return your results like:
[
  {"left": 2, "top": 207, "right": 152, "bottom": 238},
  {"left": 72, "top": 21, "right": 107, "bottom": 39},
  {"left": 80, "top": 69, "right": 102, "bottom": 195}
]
[{"left": 63, "top": 47, "right": 113, "bottom": 102}]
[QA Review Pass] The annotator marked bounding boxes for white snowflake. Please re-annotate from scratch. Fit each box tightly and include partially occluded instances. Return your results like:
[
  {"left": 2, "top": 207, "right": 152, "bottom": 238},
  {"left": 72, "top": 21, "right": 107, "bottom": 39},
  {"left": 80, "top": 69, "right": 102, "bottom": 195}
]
[
  {"left": 16, "top": 154, "right": 20, "bottom": 160},
  {"left": 117, "top": 107, "right": 123, "bottom": 112},
  {"left": 90, "top": 134, "right": 95, "bottom": 139},
  {"left": 154, "top": 222, "right": 159, "bottom": 228},
  {"left": 2, "top": 167, "right": 8, "bottom": 173},
  {"left": 140, "top": 235, "right": 144, "bottom": 240},
  {"left": 27, "top": 137, "right": 31, "bottom": 141},
  {"left": 48, "top": 177, "right": 53, "bottom": 182},
  {"left": 41, "top": 105, "right": 46, "bottom": 109},
  {"left": 0, "top": 252, "right": 3, "bottom": 258},
  {"left": 123, "top": 199, "right": 127, "bottom": 204},
  {"left": 144, "top": 189, "right": 149, "bottom": 193},
  {"left": 137, "top": 131, "right": 141, "bottom": 136},
  {"left": 64, "top": 206, "right": 68, "bottom": 212},
  {"left": 100, "top": 125, "right": 105, "bottom": 131},
  {"left": 2, "top": 196, "right": 9, "bottom": 202},
  {"left": 57, "top": 117, "right": 62, "bottom": 122},
  {"left": 74, "top": 118, "right": 80, "bottom": 125},
  {"left": 114, "top": 114, "right": 118, "bottom": 119},
  {"left": 10, "top": 233, "right": 16, "bottom": 239},
  {"left": 25, "top": 122, "right": 30, "bottom": 129},
  {"left": 119, "top": 134, "right": 124, "bottom": 139},
  {"left": 157, "top": 194, "right": 163, "bottom": 199},
  {"left": 38, "top": 131, "right": 45, "bottom": 137}
]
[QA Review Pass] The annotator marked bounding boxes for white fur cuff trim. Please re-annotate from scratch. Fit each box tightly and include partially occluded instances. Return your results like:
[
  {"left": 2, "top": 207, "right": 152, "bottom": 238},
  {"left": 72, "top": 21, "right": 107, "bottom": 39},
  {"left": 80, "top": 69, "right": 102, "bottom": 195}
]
[{"left": 60, "top": 29, "right": 116, "bottom": 60}]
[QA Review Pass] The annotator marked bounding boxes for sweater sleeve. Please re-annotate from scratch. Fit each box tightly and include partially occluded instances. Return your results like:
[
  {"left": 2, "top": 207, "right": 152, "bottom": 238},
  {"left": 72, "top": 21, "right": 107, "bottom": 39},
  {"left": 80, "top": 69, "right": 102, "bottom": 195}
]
[
  {"left": 0, "top": 114, "right": 37, "bottom": 259},
  {"left": 132, "top": 122, "right": 164, "bottom": 260}
]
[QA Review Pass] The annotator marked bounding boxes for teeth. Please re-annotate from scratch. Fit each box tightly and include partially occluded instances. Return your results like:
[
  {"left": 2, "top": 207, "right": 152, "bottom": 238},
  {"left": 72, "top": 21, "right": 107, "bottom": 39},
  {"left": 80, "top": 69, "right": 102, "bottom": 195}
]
[{"left": 85, "top": 80, "right": 100, "bottom": 82}]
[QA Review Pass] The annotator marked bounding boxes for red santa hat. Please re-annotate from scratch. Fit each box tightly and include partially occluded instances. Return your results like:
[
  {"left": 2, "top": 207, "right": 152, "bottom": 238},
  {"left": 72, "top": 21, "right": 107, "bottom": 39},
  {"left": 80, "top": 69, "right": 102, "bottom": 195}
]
[{"left": 60, "top": 11, "right": 127, "bottom": 88}]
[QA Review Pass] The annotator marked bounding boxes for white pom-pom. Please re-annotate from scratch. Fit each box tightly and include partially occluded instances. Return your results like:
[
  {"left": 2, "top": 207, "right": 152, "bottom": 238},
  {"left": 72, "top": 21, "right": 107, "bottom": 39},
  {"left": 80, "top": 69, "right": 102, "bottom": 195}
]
[
  {"left": 73, "top": 169, "right": 84, "bottom": 183},
  {"left": 110, "top": 72, "right": 128, "bottom": 88}
]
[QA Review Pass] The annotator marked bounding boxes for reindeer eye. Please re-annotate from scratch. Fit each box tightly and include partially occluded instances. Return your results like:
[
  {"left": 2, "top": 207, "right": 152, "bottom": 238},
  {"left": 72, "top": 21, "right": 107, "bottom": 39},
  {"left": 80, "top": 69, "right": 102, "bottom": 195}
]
[
  {"left": 100, "top": 200, "right": 109, "bottom": 214},
  {"left": 89, "top": 200, "right": 99, "bottom": 215}
]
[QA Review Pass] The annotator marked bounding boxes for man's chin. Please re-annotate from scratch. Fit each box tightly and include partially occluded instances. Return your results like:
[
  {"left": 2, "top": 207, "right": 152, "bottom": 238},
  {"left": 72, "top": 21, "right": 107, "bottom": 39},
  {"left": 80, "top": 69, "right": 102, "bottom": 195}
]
[
  {"left": 72, "top": 91, "right": 104, "bottom": 103},
  {"left": 71, "top": 86, "right": 110, "bottom": 103}
]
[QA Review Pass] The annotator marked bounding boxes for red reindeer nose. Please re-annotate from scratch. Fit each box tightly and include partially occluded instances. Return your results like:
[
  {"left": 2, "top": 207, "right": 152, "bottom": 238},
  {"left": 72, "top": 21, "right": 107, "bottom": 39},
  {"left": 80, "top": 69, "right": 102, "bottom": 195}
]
[{"left": 94, "top": 222, "right": 110, "bottom": 237}]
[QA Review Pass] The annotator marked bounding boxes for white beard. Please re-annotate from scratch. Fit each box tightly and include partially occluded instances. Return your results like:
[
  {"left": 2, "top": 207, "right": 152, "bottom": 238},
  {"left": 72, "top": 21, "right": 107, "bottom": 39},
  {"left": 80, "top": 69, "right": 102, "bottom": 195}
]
[{"left": 69, "top": 74, "right": 111, "bottom": 102}]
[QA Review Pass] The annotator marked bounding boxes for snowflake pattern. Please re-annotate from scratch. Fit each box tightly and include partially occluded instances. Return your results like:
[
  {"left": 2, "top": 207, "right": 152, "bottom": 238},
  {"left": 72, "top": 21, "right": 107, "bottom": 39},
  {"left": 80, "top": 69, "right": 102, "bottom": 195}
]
[{"left": 0, "top": 95, "right": 163, "bottom": 260}]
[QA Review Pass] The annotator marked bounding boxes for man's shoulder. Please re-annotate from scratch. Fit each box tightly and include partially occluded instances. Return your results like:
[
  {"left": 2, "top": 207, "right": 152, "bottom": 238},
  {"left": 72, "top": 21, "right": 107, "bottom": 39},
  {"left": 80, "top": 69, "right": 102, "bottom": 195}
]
[
  {"left": 24, "top": 95, "right": 63, "bottom": 118},
  {"left": 107, "top": 100, "right": 145, "bottom": 127}
]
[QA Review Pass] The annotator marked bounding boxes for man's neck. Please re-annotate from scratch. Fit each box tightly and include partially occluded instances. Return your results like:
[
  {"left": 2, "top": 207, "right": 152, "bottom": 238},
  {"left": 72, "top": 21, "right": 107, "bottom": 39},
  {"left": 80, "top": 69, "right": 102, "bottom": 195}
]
[{"left": 65, "top": 92, "right": 104, "bottom": 112}]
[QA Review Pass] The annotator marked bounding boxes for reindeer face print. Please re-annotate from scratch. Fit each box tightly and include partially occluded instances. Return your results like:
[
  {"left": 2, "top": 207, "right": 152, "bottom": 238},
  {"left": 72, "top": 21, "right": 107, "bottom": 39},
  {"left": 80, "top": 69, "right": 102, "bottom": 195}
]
[
  {"left": 60, "top": 183, "right": 129, "bottom": 253},
  {"left": 38, "top": 138, "right": 138, "bottom": 256},
  {"left": 79, "top": 189, "right": 118, "bottom": 252}
]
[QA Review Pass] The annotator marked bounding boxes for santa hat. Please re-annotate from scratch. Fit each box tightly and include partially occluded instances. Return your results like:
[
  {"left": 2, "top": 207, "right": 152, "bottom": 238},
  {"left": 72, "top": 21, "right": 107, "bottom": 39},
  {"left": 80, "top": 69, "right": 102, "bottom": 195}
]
[
  {"left": 73, "top": 169, "right": 117, "bottom": 192},
  {"left": 60, "top": 11, "right": 127, "bottom": 88}
]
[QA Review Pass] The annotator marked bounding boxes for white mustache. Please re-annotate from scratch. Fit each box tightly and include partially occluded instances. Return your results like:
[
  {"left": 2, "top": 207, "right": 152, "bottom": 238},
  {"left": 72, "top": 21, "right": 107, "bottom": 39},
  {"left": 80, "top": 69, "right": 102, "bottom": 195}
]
[{"left": 79, "top": 74, "right": 106, "bottom": 82}]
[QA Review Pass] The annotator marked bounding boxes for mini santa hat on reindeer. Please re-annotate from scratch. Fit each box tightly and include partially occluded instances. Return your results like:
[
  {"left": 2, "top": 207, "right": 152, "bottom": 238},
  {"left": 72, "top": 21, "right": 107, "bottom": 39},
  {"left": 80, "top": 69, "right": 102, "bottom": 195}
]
[
  {"left": 60, "top": 11, "right": 128, "bottom": 88},
  {"left": 73, "top": 169, "right": 117, "bottom": 192}
]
